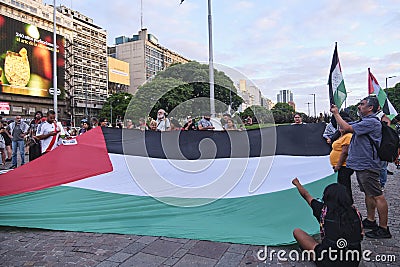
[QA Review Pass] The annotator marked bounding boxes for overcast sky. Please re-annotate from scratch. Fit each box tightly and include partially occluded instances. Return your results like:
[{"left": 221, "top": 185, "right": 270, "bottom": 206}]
[{"left": 45, "top": 0, "right": 400, "bottom": 115}]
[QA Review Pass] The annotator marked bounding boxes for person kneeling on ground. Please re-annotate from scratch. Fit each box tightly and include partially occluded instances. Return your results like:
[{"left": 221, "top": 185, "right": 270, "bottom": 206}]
[{"left": 292, "top": 178, "right": 363, "bottom": 267}]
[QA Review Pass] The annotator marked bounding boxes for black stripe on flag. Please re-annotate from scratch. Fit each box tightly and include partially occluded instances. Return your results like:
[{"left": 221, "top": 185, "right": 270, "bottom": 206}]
[
  {"left": 328, "top": 42, "right": 339, "bottom": 106},
  {"left": 102, "top": 123, "right": 331, "bottom": 159}
]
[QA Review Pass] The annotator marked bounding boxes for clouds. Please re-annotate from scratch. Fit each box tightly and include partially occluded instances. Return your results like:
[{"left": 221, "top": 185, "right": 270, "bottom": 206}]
[{"left": 46, "top": 0, "right": 399, "bottom": 114}]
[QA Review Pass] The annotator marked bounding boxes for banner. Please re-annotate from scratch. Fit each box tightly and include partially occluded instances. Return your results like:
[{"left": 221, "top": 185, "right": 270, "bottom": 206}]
[{"left": 0, "top": 14, "right": 65, "bottom": 98}]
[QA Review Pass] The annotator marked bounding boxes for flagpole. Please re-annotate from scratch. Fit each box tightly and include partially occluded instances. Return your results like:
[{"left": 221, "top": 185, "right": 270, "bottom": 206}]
[
  {"left": 208, "top": 0, "right": 215, "bottom": 117},
  {"left": 53, "top": 0, "right": 58, "bottom": 120}
]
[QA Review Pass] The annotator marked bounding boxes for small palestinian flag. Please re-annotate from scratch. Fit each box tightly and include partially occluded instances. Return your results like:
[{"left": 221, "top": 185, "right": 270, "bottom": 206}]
[
  {"left": 368, "top": 68, "right": 398, "bottom": 120},
  {"left": 328, "top": 42, "right": 347, "bottom": 109}
]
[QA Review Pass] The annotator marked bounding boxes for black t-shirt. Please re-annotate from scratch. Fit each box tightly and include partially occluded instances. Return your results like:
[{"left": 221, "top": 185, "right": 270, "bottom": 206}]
[
  {"left": 311, "top": 199, "right": 362, "bottom": 244},
  {"left": 311, "top": 199, "right": 362, "bottom": 267},
  {"left": 183, "top": 122, "right": 196, "bottom": 130}
]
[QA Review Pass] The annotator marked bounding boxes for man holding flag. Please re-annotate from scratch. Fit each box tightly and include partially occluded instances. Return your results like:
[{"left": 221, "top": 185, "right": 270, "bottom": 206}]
[{"left": 331, "top": 96, "right": 392, "bottom": 239}]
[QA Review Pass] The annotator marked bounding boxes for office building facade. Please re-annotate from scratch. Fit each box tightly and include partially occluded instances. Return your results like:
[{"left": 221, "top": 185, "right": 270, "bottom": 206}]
[
  {"left": 277, "top": 89, "right": 293, "bottom": 103},
  {"left": 110, "top": 29, "right": 189, "bottom": 94},
  {"left": 0, "top": 1, "right": 108, "bottom": 125},
  {"left": 237, "top": 79, "right": 271, "bottom": 111},
  {"left": 58, "top": 6, "right": 108, "bottom": 124}
]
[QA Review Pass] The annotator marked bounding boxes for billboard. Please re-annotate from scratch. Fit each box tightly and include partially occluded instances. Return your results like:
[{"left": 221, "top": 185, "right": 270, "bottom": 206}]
[
  {"left": 0, "top": 102, "right": 10, "bottom": 115},
  {"left": 0, "top": 14, "right": 65, "bottom": 98},
  {"left": 108, "top": 57, "right": 130, "bottom": 86}
]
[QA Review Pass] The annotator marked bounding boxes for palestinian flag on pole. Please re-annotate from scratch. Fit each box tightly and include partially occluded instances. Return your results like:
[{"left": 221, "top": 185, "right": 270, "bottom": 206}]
[
  {"left": 328, "top": 42, "right": 347, "bottom": 108},
  {"left": 368, "top": 68, "right": 398, "bottom": 120}
]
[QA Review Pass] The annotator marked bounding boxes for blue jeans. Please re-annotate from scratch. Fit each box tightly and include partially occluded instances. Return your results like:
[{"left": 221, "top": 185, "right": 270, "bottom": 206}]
[{"left": 12, "top": 140, "right": 25, "bottom": 166}]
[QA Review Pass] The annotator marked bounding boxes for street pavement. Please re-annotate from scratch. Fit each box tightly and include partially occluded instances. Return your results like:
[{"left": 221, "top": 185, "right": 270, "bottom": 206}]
[{"left": 0, "top": 155, "right": 399, "bottom": 266}]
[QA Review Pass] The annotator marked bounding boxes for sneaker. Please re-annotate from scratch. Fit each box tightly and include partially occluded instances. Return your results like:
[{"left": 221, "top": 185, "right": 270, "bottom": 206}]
[
  {"left": 362, "top": 218, "right": 378, "bottom": 230},
  {"left": 365, "top": 226, "right": 392, "bottom": 239},
  {"left": 387, "top": 170, "right": 394, "bottom": 175},
  {"left": 9, "top": 165, "right": 16, "bottom": 169},
  {"left": 5, "top": 158, "right": 11, "bottom": 162}
]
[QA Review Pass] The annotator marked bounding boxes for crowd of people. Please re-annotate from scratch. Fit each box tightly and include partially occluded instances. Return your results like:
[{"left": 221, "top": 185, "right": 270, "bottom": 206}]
[
  {"left": 0, "top": 109, "right": 247, "bottom": 168},
  {"left": 291, "top": 95, "right": 400, "bottom": 266},
  {"left": 1, "top": 95, "right": 400, "bottom": 266}
]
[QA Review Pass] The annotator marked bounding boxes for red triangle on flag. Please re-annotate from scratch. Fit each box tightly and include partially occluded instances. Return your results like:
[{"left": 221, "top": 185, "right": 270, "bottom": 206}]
[{"left": 0, "top": 127, "right": 113, "bottom": 196}]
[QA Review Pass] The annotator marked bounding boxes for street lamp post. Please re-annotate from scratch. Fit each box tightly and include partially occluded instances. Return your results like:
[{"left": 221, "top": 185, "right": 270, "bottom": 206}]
[
  {"left": 84, "top": 76, "right": 88, "bottom": 119},
  {"left": 344, "top": 91, "right": 352, "bottom": 108},
  {"left": 208, "top": 0, "right": 215, "bottom": 117},
  {"left": 386, "top": 75, "right": 397, "bottom": 90},
  {"left": 305, "top": 102, "right": 311, "bottom": 117},
  {"left": 52, "top": 0, "right": 57, "bottom": 120},
  {"left": 110, "top": 101, "right": 113, "bottom": 127},
  {"left": 310, "top": 93, "right": 316, "bottom": 117}
]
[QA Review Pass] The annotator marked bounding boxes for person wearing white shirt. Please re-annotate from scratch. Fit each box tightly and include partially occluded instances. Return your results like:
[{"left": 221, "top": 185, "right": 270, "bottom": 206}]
[
  {"left": 155, "top": 109, "right": 171, "bottom": 131},
  {"left": 36, "top": 110, "right": 60, "bottom": 154}
]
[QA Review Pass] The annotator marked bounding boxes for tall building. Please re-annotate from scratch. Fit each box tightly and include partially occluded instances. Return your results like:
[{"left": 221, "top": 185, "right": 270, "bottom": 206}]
[
  {"left": 237, "top": 80, "right": 270, "bottom": 110},
  {"left": 0, "top": 1, "right": 108, "bottom": 125},
  {"left": 58, "top": 6, "right": 108, "bottom": 124},
  {"left": 261, "top": 97, "right": 274, "bottom": 110},
  {"left": 110, "top": 29, "right": 190, "bottom": 94},
  {"left": 277, "top": 90, "right": 293, "bottom": 103},
  {"left": 0, "top": 0, "right": 74, "bottom": 121}
]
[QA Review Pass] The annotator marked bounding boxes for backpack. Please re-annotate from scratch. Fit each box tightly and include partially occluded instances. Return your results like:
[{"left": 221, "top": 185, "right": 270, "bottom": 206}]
[{"left": 367, "top": 120, "right": 400, "bottom": 162}]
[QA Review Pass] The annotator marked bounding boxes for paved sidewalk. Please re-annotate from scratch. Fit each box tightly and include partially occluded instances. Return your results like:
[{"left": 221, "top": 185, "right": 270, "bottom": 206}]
[{"left": 0, "top": 160, "right": 399, "bottom": 266}]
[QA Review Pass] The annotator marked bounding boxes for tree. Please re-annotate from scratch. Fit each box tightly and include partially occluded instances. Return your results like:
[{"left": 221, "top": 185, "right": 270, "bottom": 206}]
[
  {"left": 126, "top": 61, "right": 243, "bottom": 121},
  {"left": 240, "top": 105, "right": 273, "bottom": 124},
  {"left": 385, "top": 83, "right": 400, "bottom": 117},
  {"left": 271, "top": 103, "right": 295, "bottom": 124},
  {"left": 345, "top": 104, "right": 358, "bottom": 121},
  {"left": 99, "top": 92, "right": 133, "bottom": 124}
]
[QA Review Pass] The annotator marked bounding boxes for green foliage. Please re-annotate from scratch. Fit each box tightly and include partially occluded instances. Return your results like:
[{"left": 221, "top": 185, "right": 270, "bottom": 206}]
[
  {"left": 127, "top": 61, "right": 243, "bottom": 120},
  {"left": 271, "top": 102, "right": 295, "bottom": 113},
  {"left": 99, "top": 92, "right": 133, "bottom": 123},
  {"left": 385, "top": 83, "right": 400, "bottom": 116},
  {"left": 270, "top": 102, "right": 296, "bottom": 124},
  {"left": 345, "top": 104, "right": 359, "bottom": 120},
  {"left": 240, "top": 105, "right": 273, "bottom": 124}
]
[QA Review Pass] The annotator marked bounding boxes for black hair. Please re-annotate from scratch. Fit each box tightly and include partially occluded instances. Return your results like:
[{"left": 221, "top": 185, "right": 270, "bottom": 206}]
[
  {"left": 47, "top": 110, "right": 56, "bottom": 116},
  {"left": 322, "top": 183, "right": 359, "bottom": 237},
  {"left": 363, "top": 96, "right": 379, "bottom": 113},
  {"left": 35, "top": 111, "right": 43, "bottom": 117},
  {"left": 322, "top": 183, "right": 353, "bottom": 210}
]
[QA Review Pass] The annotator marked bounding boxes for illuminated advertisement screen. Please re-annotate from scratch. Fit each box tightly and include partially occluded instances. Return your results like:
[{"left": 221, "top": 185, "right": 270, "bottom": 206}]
[
  {"left": 0, "top": 14, "right": 65, "bottom": 98},
  {"left": 108, "top": 57, "right": 130, "bottom": 86}
]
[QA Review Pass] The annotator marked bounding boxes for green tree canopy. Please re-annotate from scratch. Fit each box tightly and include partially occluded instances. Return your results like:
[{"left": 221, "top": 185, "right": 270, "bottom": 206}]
[
  {"left": 240, "top": 105, "right": 273, "bottom": 124},
  {"left": 385, "top": 83, "right": 400, "bottom": 118},
  {"left": 99, "top": 92, "right": 133, "bottom": 124},
  {"left": 126, "top": 61, "right": 243, "bottom": 120},
  {"left": 270, "top": 102, "right": 296, "bottom": 124}
]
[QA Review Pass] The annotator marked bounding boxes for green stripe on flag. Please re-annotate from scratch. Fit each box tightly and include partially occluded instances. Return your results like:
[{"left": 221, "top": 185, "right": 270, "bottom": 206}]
[
  {"left": 0, "top": 173, "right": 336, "bottom": 245},
  {"left": 334, "top": 80, "right": 346, "bottom": 109}
]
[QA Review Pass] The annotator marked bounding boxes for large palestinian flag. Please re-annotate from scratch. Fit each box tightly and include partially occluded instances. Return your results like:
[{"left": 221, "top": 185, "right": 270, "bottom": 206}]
[{"left": 0, "top": 124, "right": 335, "bottom": 245}]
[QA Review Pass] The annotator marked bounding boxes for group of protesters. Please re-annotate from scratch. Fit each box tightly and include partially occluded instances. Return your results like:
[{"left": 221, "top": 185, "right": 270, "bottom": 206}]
[
  {"left": 0, "top": 109, "right": 247, "bottom": 169},
  {"left": 291, "top": 95, "right": 400, "bottom": 266}
]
